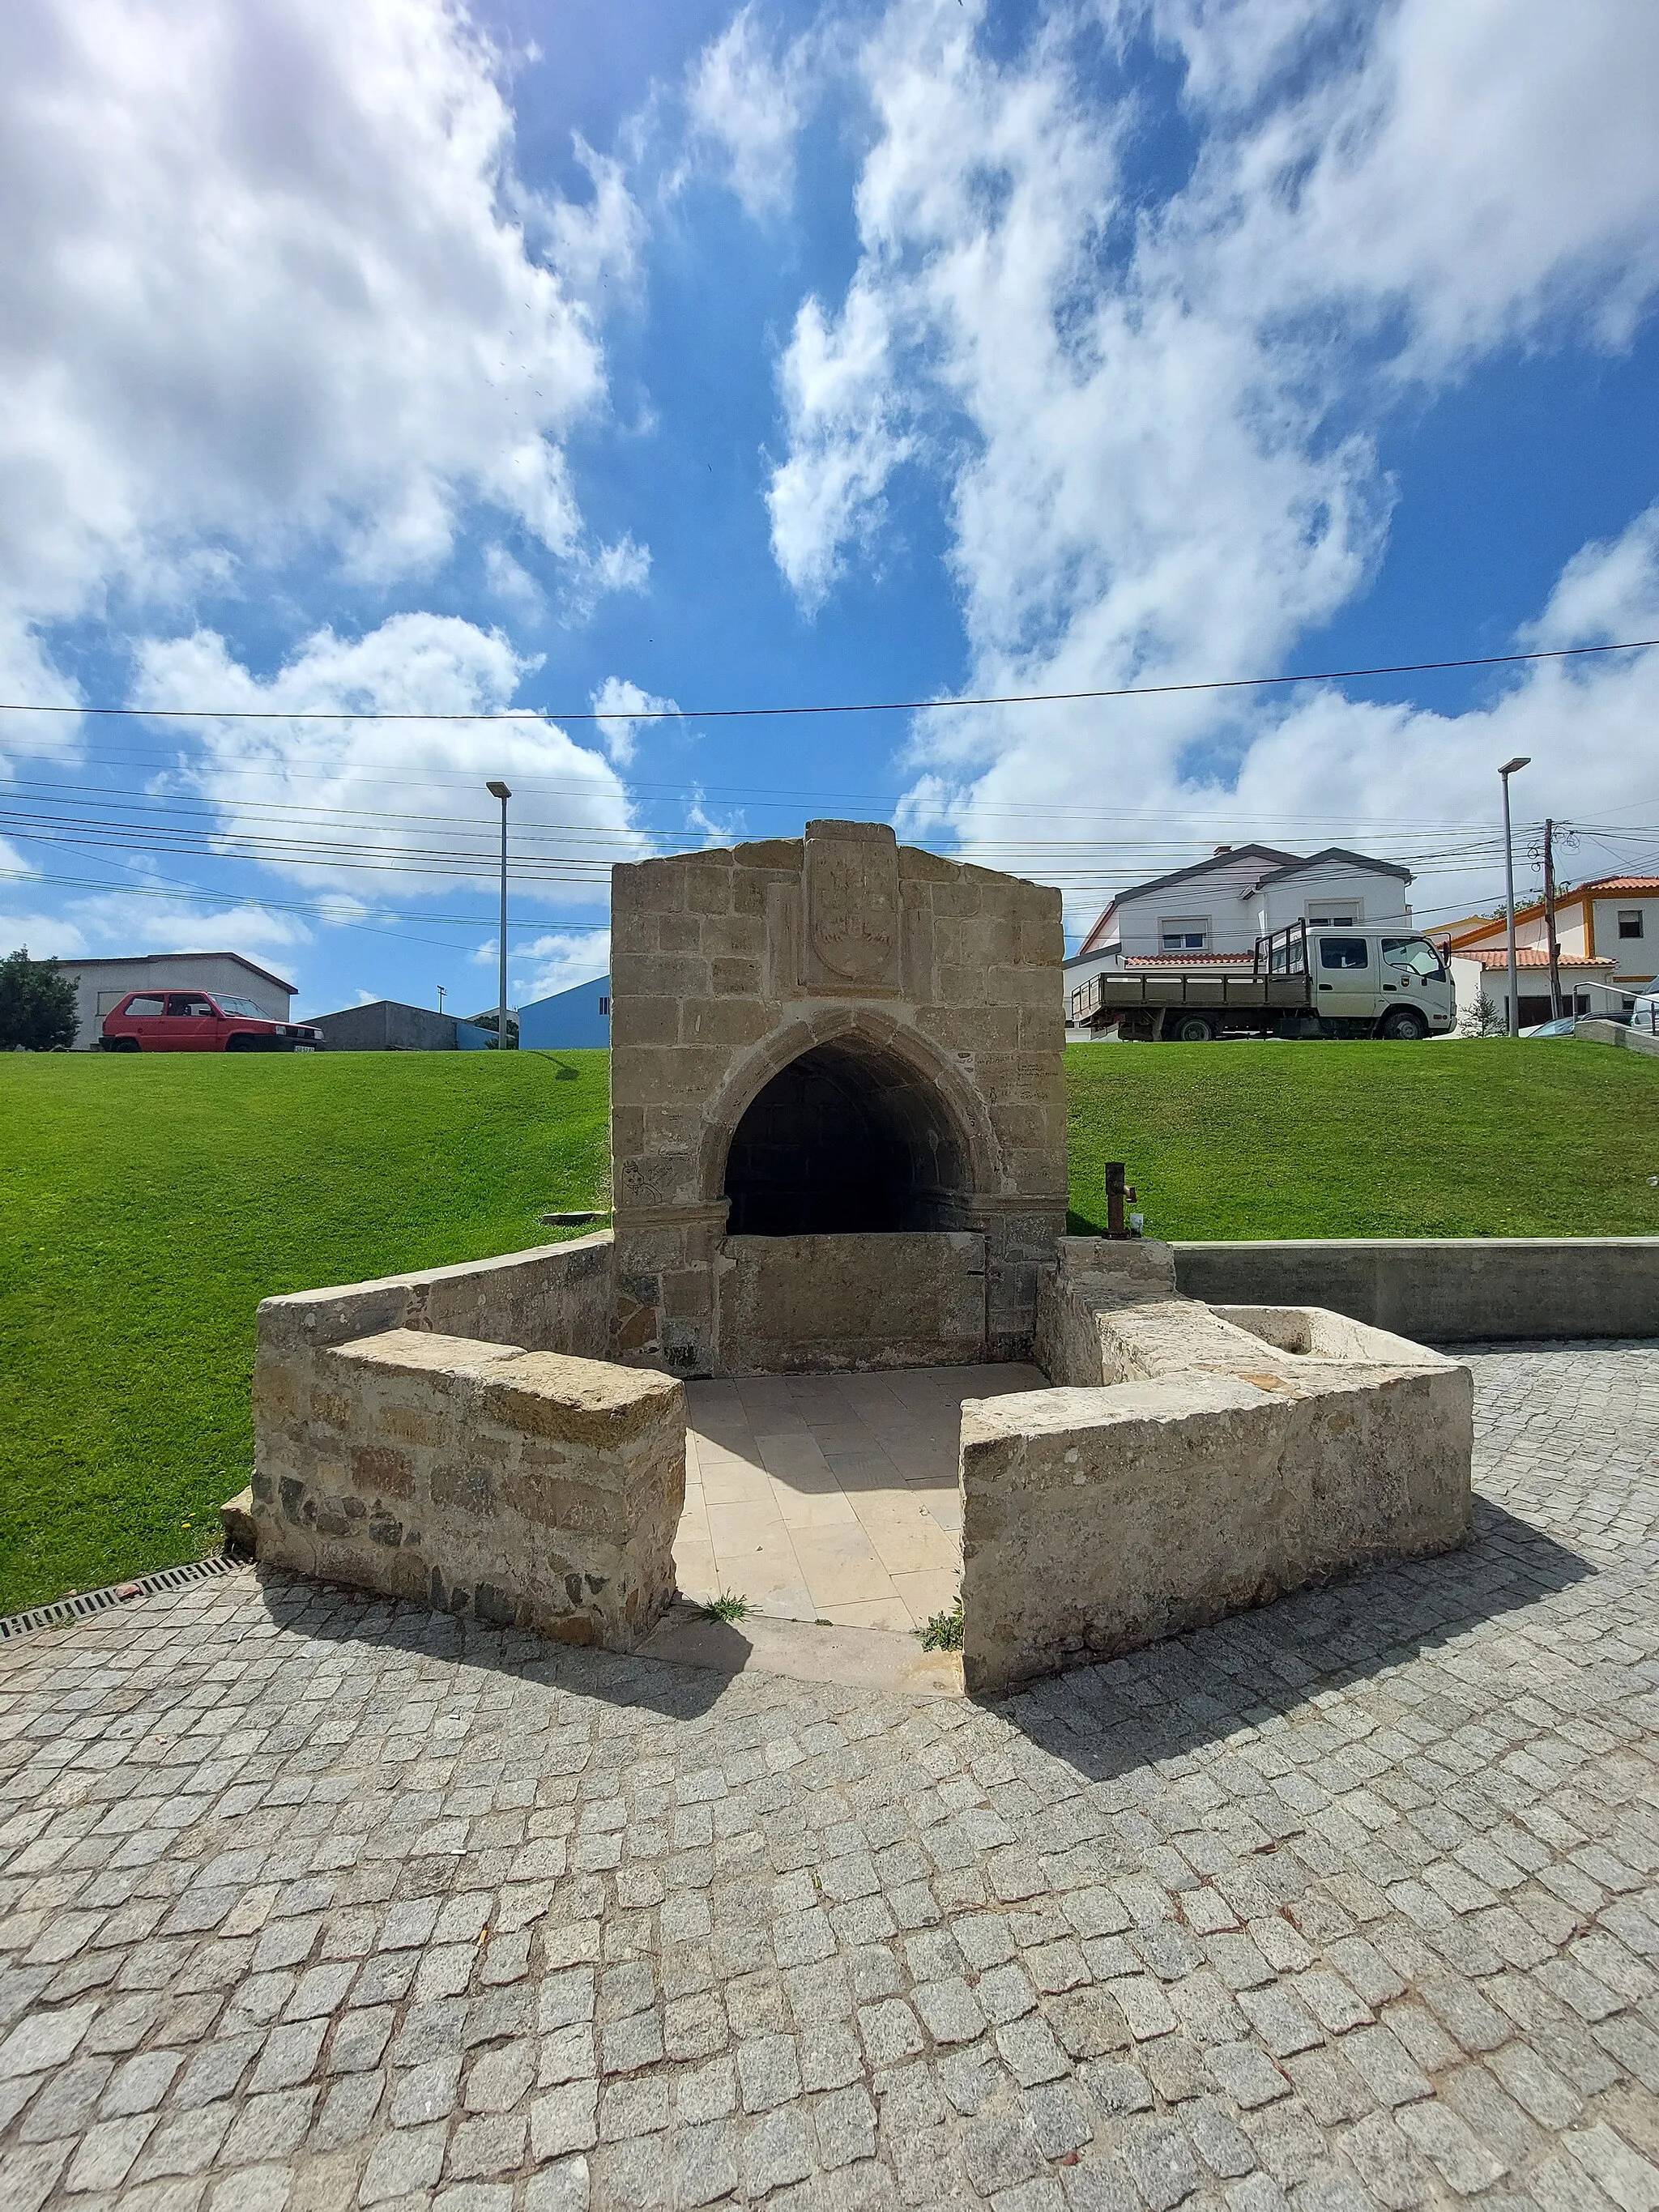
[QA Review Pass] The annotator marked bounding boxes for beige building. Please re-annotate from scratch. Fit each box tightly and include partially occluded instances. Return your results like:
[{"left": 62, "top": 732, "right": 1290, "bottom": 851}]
[{"left": 1440, "top": 874, "right": 1659, "bottom": 1027}]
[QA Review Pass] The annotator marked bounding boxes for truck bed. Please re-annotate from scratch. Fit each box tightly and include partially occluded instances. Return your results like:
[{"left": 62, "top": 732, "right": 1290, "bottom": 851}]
[{"left": 1071, "top": 969, "right": 1311, "bottom": 1024}]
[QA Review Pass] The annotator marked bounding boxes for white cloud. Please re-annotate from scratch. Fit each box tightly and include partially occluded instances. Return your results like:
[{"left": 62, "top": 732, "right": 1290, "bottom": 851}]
[
  {"left": 0, "top": 0, "right": 648, "bottom": 766},
  {"left": 588, "top": 676, "right": 678, "bottom": 768},
  {"left": 688, "top": 6, "right": 810, "bottom": 219},
  {"left": 768, "top": 289, "right": 917, "bottom": 611},
  {"left": 762, "top": 0, "right": 1659, "bottom": 924},
  {"left": 130, "top": 611, "right": 644, "bottom": 903},
  {"left": 515, "top": 928, "right": 611, "bottom": 1004},
  {"left": 484, "top": 544, "right": 546, "bottom": 616},
  {"left": 0, "top": 910, "right": 88, "bottom": 960}
]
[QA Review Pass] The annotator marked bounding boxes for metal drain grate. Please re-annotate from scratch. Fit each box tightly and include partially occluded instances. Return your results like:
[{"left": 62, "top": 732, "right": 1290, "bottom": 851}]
[{"left": 0, "top": 1551, "right": 246, "bottom": 1643}]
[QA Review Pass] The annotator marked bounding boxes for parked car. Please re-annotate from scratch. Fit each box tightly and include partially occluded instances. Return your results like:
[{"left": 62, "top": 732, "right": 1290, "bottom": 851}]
[
  {"left": 100, "top": 991, "right": 324, "bottom": 1052},
  {"left": 1630, "top": 978, "right": 1659, "bottom": 1038},
  {"left": 1519, "top": 1016, "right": 1579, "bottom": 1038}
]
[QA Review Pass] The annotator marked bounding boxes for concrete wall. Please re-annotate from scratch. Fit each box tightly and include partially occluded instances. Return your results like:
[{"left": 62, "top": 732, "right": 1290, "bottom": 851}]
[
  {"left": 62, "top": 953, "right": 292, "bottom": 1048},
  {"left": 608, "top": 819, "right": 1067, "bottom": 1375},
  {"left": 250, "top": 1326, "right": 682, "bottom": 1646},
  {"left": 719, "top": 1232, "right": 988, "bottom": 1374},
  {"left": 1578, "top": 1017, "right": 1659, "bottom": 1057},
  {"left": 1172, "top": 1237, "right": 1659, "bottom": 1341},
  {"left": 311, "top": 1000, "right": 462, "bottom": 1051}
]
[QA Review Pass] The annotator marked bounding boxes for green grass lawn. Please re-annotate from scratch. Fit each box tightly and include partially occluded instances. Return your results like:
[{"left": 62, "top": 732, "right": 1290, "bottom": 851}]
[
  {"left": 0, "top": 1051, "right": 610, "bottom": 1616},
  {"left": 1, "top": 1037, "right": 1654, "bottom": 1615},
  {"left": 1064, "top": 1037, "right": 1659, "bottom": 1239}
]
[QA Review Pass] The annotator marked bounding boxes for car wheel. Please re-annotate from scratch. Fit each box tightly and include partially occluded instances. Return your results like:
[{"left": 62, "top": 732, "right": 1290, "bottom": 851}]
[
  {"left": 1380, "top": 1007, "right": 1429, "bottom": 1041},
  {"left": 102, "top": 1037, "right": 141, "bottom": 1052},
  {"left": 225, "top": 1034, "right": 258, "bottom": 1052},
  {"left": 1168, "top": 1012, "right": 1216, "bottom": 1042}
]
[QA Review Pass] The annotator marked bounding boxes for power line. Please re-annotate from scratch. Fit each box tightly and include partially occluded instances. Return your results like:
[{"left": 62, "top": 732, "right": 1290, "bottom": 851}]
[{"left": 2, "top": 634, "right": 1655, "bottom": 725}]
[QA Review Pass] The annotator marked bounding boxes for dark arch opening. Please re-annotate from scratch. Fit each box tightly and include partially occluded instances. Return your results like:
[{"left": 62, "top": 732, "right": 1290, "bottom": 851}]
[{"left": 722, "top": 1038, "right": 973, "bottom": 1236}]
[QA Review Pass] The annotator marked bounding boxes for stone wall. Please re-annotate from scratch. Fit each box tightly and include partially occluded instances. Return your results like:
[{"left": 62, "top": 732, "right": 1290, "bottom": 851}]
[
  {"left": 964, "top": 1238, "right": 1473, "bottom": 1693},
  {"left": 249, "top": 1328, "right": 682, "bottom": 1646},
  {"left": 251, "top": 1234, "right": 616, "bottom": 1366},
  {"left": 238, "top": 1232, "right": 687, "bottom": 1648},
  {"left": 719, "top": 1232, "right": 989, "bottom": 1375},
  {"left": 609, "top": 820, "right": 1067, "bottom": 1375}
]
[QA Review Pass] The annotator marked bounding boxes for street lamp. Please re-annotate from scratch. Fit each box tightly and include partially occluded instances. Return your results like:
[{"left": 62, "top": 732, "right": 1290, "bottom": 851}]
[
  {"left": 486, "top": 780, "right": 512, "bottom": 1050},
  {"left": 1499, "top": 756, "right": 1530, "bottom": 1037}
]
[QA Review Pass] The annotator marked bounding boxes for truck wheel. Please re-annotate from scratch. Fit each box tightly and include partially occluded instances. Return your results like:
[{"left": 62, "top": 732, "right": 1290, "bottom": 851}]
[
  {"left": 1380, "top": 1007, "right": 1429, "bottom": 1041},
  {"left": 1168, "top": 1012, "right": 1217, "bottom": 1042}
]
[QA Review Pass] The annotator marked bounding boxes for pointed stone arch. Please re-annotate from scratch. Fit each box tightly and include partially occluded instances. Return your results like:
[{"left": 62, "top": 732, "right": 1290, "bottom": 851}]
[{"left": 699, "top": 1005, "right": 1004, "bottom": 1229}]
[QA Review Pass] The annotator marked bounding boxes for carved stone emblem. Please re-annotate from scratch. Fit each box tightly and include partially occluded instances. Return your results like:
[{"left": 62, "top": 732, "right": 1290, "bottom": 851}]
[{"left": 803, "top": 820, "right": 902, "bottom": 991}]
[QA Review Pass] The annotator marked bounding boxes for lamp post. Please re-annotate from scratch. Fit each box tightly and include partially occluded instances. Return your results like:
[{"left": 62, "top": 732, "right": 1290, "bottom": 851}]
[
  {"left": 1499, "top": 756, "right": 1530, "bottom": 1037},
  {"left": 486, "top": 780, "right": 511, "bottom": 1050}
]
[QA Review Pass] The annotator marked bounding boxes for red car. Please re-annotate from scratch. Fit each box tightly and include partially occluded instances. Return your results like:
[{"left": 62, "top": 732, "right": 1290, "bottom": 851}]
[{"left": 100, "top": 990, "right": 325, "bottom": 1052}]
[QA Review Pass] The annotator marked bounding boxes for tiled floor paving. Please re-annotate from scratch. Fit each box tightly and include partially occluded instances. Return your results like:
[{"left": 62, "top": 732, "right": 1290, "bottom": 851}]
[
  {"left": 1, "top": 1340, "right": 1657, "bottom": 2211},
  {"left": 675, "top": 1366, "right": 1044, "bottom": 1633}
]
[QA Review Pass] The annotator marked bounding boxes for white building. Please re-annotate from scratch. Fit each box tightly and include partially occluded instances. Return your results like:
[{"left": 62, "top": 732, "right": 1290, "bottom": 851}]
[
  {"left": 1064, "top": 843, "right": 1415, "bottom": 1020},
  {"left": 59, "top": 953, "right": 296, "bottom": 1050}
]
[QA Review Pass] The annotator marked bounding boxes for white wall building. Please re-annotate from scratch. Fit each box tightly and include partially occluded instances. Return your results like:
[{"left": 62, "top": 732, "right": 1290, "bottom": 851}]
[
  {"left": 1064, "top": 842, "right": 1415, "bottom": 1022},
  {"left": 59, "top": 953, "right": 296, "bottom": 1050}
]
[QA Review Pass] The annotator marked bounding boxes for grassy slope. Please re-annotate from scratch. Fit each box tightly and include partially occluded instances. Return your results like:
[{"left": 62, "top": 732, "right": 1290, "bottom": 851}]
[
  {"left": 0, "top": 1051, "right": 610, "bottom": 1613},
  {"left": 1064, "top": 1037, "right": 1659, "bottom": 1238},
  {"left": 1, "top": 1038, "right": 1654, "bottom": 1612}
]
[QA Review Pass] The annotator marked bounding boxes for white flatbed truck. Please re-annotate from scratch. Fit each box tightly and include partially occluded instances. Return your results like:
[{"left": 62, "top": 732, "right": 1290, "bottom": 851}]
[{"left": 1069, "top": 921, "right": 1456, "bottom": 1042}]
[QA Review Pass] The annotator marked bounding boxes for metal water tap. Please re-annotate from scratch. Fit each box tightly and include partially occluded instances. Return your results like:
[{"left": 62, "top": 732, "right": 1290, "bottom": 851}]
[{"left": 1105, "top": 1161, "right": 1141, "bottom": 1239}]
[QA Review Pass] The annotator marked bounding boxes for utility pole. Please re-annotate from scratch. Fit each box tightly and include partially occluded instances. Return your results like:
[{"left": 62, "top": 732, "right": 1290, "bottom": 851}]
[
  {"left": 1499, "top": 756, "right": 1529, "bottom": 1036},
  {"left": 486, "top": 781, "right": 512, "bottom": 1051},
  {"left": 1542, "top": 819, "right": 1563, "bottom": 1021},
  {"left": 437, "top": 985, "right": 446, "bottom": 1017}
]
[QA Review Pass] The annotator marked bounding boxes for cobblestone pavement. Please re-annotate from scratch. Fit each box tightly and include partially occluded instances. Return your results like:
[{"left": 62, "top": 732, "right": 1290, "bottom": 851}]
[{"left": 2, "top": 1344, "right": 1657, "bottom": 2212}]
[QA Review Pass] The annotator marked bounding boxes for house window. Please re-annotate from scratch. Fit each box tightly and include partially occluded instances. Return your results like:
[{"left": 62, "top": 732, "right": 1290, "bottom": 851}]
[
  {"left": 1158, "top": 916, "right": 1209, "bottom": 952},
  {"left": 597, "top": 995, "right": 610, "bottom": 1016},
  {"left": 1618, "top": 910, "right": 1644, "bottom": 940},
  {"left": 1307, "top": 902, "right": 1362, "bottom": 926}
]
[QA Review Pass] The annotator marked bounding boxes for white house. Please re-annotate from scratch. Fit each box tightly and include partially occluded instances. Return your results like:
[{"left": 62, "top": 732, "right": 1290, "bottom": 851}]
[
  {"left": 59, "top": 952, "right": 296, "bottom": 1050},
  {"left": 1064, "top": 842, "right": 1415, "bottom": 1021}
]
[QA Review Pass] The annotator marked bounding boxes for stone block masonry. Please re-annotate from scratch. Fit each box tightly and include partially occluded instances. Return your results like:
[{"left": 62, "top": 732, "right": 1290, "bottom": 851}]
[
  {"left": 966, "top": 1238, "right": 1473, "bottom": 1693},
  {"left": 239, "top": 1234, "right": 687, "bottom": 1649},
  {"left": 608, "top": 819, "right": 1068, "bottom": 1375},
  {"left": 250, "top": 1328, "right": 682, "bottom": 1645}
]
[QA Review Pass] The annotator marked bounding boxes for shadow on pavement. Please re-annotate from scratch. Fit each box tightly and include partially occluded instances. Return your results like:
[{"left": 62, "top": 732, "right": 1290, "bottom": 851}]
[{"left": 992, "top": 1495, "right": 1596, "bottom": 1779}]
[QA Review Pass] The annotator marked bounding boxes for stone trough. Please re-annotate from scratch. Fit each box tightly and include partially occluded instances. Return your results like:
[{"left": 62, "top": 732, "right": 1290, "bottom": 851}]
[{"left": 229, "top": 820, "right": 1473, "bottom": 1687}]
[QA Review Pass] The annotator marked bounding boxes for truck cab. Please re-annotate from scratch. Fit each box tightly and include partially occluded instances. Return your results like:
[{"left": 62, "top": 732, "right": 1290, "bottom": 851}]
[{"left": 1310, "top": 930, "right": 1456, "bottom": 1038}]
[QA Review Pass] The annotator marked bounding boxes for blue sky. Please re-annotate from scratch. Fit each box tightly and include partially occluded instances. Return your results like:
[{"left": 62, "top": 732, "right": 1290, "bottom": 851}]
[{"left": 2, "top": 0, "right": 1657, "bottom": 1016}]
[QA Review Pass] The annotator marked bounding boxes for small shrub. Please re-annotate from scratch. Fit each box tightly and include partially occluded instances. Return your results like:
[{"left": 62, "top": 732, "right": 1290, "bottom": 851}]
[
  {"left": 919, "top": 1597, "right": 964, "bottom": 1652},
  {"left": 0, "top": 948, "right": 78, "bottom": 1051},
  {"left": 700, "top": 1591, "right": 749, "bottom": 1622}
]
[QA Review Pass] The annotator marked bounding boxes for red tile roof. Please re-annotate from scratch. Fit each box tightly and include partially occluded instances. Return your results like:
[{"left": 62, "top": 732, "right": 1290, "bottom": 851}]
[
  {"left": 1122, "top": 953, "right": 1256, "bottom": 967},
  {"left": 1454, "top": 948, "right": 1616, "bottom": 970}
]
